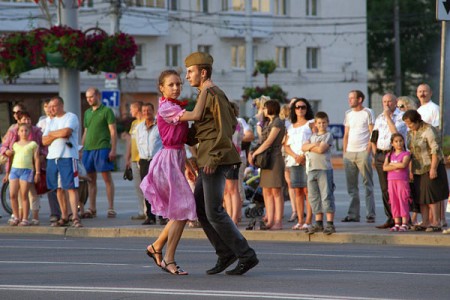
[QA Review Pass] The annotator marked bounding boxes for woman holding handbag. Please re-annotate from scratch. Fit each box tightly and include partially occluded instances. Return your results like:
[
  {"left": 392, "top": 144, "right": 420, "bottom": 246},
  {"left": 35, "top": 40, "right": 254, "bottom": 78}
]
[{"left": 249, "top": 100, "right": 286, "bottom": 230}]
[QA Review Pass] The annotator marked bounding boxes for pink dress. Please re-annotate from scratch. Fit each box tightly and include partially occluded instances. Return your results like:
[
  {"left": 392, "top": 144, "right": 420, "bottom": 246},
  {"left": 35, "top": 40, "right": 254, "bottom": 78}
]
[{"left": 140, "top": 98, "right": 197, "bottom": 220}]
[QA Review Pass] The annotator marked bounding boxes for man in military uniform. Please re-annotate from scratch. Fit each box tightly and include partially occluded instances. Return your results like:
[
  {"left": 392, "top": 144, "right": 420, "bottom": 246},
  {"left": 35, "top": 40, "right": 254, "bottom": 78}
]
[{"left": 185, "top": 52, "right": 258, "bottom": 275}]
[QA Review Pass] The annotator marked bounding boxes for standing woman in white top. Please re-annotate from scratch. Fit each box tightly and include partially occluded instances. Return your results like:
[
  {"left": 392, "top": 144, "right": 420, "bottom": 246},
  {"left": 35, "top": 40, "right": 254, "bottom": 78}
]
[{"left": 284, "top": 98, "right": 315, "bottom": 231}]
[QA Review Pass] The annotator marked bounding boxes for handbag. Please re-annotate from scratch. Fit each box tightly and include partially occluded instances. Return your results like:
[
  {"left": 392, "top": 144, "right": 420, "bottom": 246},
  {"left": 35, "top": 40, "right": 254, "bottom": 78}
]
[
  {"left": 35, "top": 169, "right": 49, "bottom": 195},
  {"left": 254, "top": 147, "right": 272, "bottom": 169},
  {"left": 123, "top": 167, "right": 133, "bottom": 181}
]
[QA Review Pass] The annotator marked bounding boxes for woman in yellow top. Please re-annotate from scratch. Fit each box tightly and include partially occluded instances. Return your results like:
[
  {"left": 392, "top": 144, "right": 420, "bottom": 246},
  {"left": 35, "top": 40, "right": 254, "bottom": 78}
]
[{"left": 3, "top": 124, "right": 40, "bottom": 226}]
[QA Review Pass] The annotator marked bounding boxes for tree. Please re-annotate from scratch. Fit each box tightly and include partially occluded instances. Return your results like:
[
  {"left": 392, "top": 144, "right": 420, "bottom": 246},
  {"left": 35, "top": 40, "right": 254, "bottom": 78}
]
[
  {"left": 367, "top": 0, "right": 440, "bottom": 96},
  {"left": 253, "top": 60, "right": 277, "bottom": 87}
]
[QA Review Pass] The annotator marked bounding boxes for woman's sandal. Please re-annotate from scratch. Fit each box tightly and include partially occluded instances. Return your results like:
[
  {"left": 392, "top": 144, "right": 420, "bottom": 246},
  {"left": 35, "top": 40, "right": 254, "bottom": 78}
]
[
  {"left": 18, "top": 219, "right": 30, "bottom": 226},
  {"left": 161, "top": 259, "right": 188, "bottom": 275},
  {"left": 425, "top": 226, "right": 442, "bottom": 232},
  {"left": 146, "top": 244, "right": 162, "bottom": 267},
  {"left": 292, "top": 223, "right": 303, "bottom": 230},
  {"left": 8, "top": 217, "right": 20, "bottom": 226},
  {"left": 411, "top": 225, "right": 426, "bottom": 231},
  {"left": 82, "top": 208, "right": 96, "bottom": 219},
  {"left": 71, "top": 218, "right": 83, "bottom": 228},
  {"left": 107, "top": 209, "right": 117, "bottom": 218},
  {"left": 51, "top": 218, "right": 70, "bottom": 227}
]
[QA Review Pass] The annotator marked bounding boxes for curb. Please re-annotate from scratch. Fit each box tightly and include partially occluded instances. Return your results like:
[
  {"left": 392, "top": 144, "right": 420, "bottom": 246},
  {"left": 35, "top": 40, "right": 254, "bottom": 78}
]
[{"left": 1, "top": 226, "right": 450, "bottom": 247}]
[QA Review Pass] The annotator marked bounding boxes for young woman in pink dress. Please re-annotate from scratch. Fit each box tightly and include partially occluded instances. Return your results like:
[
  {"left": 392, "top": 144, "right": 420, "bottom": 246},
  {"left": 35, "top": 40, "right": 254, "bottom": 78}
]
[{"left": 140, "top": 69, "right": 213, "bottom": 275}]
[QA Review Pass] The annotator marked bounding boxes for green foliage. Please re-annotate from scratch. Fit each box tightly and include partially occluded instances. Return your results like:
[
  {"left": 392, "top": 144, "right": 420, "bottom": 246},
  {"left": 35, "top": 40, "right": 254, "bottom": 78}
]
[
  {"left": 254, "top": 59, "right": 277, "bottom": 87},
  {"left": 367, "top": 0, "right": 440, "bottom": 95},
  {"left": 242, "top": 85, "right": 287, "bottom": 102}
]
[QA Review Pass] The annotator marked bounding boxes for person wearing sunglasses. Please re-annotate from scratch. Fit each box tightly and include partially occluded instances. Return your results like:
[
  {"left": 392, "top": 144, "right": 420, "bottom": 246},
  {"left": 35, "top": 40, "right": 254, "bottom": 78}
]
[
  {"left": 396, "top": 96, "right": 417, "bottom": 112},
  {"left": 284, "top": 98, "right": 315, "bottom": 231}
]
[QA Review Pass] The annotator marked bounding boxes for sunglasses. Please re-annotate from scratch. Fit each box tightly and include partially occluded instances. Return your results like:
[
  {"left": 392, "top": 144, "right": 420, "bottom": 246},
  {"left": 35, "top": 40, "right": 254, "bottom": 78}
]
[
  {"left": 13, "top": 110, "right": 22, "bottom": 114},
  {"left": 397, "top": 104, "right": 405, "bottom": 109},
  {"left": 295, "top": 105, "right": 307, "bottom": 110}
]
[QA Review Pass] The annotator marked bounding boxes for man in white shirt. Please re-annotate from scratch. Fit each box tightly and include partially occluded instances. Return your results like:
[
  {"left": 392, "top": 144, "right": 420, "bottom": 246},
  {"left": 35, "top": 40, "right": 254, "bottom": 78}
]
[
  {"left": 341, "top": 90, "right": 376, "bottom": 223},
  {"left": 417, "top": 83, "right": 440, "bottom": 128},
  {"left": 42, "top": 96, "right": 82, "bottom": 228},
  {"left": 372, "top": 93, "right": 407, "bottom": 229},
  {"left": 136, "top": 103, "right": 162, "bottom": 225}
]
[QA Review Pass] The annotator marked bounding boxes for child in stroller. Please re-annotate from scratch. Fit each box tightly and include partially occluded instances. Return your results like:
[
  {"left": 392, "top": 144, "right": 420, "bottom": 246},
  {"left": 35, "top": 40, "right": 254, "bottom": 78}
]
[{"left": 243, "top": 167, "right": 265, "bottom": 230}]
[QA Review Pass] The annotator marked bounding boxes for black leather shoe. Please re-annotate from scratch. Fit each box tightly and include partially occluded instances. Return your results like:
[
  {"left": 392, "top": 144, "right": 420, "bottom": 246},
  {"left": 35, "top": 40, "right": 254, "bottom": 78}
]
[
  {"left": 341, "top": 216, "right": 360, "bottom": 222},
  {"left": 225, "top": 255, "right": 259, "bottom": 275},
  {"left": 206, "top": 255, "right": 237, "bottom": 275},
  {"left": 376, "top": 222, "right": 394, "bottom": 229},
  {"left": 142, "top": 218, "right": 156, "bottom": 225}
]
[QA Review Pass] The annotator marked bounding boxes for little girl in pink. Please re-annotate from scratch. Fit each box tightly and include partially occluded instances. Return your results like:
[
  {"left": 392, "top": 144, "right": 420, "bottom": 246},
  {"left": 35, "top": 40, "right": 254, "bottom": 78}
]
[{"left": 383, "top": 133, "right": 411, "bottom": 232}]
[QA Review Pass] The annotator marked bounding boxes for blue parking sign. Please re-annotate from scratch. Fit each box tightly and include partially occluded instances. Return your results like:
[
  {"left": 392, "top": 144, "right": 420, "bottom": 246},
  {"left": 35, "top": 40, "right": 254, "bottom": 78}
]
[{"left": 101, "top": 90, "right": 120, "bottom": 108}]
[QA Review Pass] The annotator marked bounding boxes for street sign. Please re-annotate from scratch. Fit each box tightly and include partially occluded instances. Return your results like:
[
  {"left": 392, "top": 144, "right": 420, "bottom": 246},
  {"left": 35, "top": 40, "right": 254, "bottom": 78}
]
[
  {"left": 104, "top": 73, "right": 118, "bottom": 89},
  {"left": 437, "top": 0, "right": 450, "bottom": 21},
  {"left": 329, "top": 124, "right": 344, "bottom": 139},
  {"left": 101, "top": 90, "right": 120, "bottom": 108}
]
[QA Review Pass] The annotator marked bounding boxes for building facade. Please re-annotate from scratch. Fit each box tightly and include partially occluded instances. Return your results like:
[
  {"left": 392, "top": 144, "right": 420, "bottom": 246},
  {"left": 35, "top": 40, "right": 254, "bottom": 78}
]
[{"left": 0, "top": 0, "right": 367, "bottom": 138}]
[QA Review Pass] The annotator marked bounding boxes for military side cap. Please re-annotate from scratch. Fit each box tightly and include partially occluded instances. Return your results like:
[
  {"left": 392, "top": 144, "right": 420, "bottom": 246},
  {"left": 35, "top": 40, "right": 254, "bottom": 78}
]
[{"left": 185, "top": 52, "right": 214, "bottom": 67}]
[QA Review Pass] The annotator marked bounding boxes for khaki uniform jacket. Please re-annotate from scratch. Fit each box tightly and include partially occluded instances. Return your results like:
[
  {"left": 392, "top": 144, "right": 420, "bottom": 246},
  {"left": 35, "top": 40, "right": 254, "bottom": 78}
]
[{"left": 188, "top": 86, "right": 241, "bottom": 169}]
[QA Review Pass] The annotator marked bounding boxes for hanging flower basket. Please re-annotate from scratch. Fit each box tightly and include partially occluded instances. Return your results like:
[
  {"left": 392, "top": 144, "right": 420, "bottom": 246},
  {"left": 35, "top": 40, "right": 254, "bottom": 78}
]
[{"left": 0, "top": 26, "right": 138, "bottom": 82}]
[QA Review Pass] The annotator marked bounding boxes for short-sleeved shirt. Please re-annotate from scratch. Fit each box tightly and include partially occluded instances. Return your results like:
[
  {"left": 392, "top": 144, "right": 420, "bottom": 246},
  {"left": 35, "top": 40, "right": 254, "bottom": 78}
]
[
  {"left": 373, "top": 108, "right": 407, "bottom": 151},
  {"left": 12, "top": 141, "right": 38, "bottom": 170},
  {"left": 343, "top": 107, "right": 375, "bottom": 152},
  {"left": 83, "top": 104, "right": 116, "bottom": 150},
  {"left": 386, "top": 150, "right": 410, "bottom": 181},
  {"left": 44, "top": 112, "right": 79, "bottom": 160},
  {"left": 417, "top": 101, "right": 440, "bottom": 128},
  {"left": 306, "top": 132, "right": 333, "bottom": 171},
  {"left": 129, "top": 119, "right": 144, "bottom": 162}
]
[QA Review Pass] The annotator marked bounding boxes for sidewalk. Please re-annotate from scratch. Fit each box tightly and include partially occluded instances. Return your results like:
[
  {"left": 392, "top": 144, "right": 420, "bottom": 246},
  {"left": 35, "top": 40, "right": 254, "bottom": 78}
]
[{"left": 1, "top": 170, "right": 450, "bottom": 247}]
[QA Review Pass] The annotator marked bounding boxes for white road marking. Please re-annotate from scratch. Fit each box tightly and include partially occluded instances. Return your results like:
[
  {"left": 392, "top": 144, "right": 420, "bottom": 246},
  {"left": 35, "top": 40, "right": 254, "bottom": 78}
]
[
  {"left": 0, "top": 285, "right": 395, "bottom": 300},
  {"left": 294, "top": 268, "right": 450, "bottom": 277}
]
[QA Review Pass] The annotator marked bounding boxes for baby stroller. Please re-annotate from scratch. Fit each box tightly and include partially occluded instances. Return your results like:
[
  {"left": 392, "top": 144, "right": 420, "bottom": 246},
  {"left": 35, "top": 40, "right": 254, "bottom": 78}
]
[{"left": 243, "top": 174, "right": 265, "bottom": 230}]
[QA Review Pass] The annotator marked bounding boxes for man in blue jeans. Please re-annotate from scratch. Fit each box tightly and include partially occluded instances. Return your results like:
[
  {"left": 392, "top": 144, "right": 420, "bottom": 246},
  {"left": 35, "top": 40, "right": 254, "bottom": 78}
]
[
  {"left": 185, "top": 52, "right": 258, "bottom": 275},
  {"left": 341, "top": 90, "right": 376, "bottom": 224}
]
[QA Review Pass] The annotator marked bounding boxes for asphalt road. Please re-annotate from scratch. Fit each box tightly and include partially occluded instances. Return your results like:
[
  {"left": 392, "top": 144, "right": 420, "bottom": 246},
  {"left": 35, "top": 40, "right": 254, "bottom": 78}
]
[{"left": 0, "top": 234, "right": 449, "bottom": 300}]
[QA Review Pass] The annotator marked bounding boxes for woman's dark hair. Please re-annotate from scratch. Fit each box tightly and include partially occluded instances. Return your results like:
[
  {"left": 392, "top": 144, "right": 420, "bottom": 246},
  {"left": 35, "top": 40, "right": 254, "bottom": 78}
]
[
  {"left": 264, "top": 100, "right": 280, "bottom": 116},
  {"left": 289, "top": 98, "right": 314, "bottom": 123},
  {"left": 402, "top": 109, "right": 422, "bottom": 123},
  {"left": 17, "top": 111, "right": 31, "bottom": 121}
]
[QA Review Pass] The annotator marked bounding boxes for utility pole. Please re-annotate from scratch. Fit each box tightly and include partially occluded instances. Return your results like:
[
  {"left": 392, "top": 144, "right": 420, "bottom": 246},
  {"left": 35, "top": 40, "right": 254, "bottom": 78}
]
[
  {"left": 393, "top": 0, "right": 402, "bottom": 96},
  {"left": 58, "top": 0, "right": 81, "bottom": 121},
  {"left": 110, "top": 0, "right": 121, "bottom": 115},
  {"left": 245, "top": 0, "right": 253, "bottom": 90}
]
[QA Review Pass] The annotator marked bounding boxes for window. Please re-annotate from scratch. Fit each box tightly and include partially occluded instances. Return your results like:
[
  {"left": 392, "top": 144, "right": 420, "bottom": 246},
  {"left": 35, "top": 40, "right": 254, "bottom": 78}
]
[
  {"left": 308, "top": 99, "right": 321, "bottom": 114},
  {"left": 276, "top": 47, "right": 289, "bottom": 69},
  {"left": 166, "top": 45, "right": 180, "bottom": 67},
  {"left": 198, "top": 45, "right": 211, "bottom": 54},
  {"left": 127, "top": 0, "right": 165, "bottom": 8},
  {"left": 196, "top": 0, "right": 208, "bottom": 13},
  {"left": 134, "top": 44, "right": 143, "bottom": 67},
  {"left": 1, "top": 0, "right": 33, "bottom": 2},
  {"left": 231, "top": 45, "right": 245, "bottom": 69},
  {"left": 274, "top": 0, "right": 286, "bottom": 16},
  {"left": 306, "top": 47, "right": 320, "bottom": 70},
  {"left": 252, "top": 0, "right": 270, "bottom": 13},
  {"left": 80, "top": 0, "right": 94, "bottom": 7},
  {"left": 168, "top": 0, "right": 178, "bottom": 11},
  {"left": 306, "top": 0, "right": 318, "bottom": 16},
  {"left": 221, "top": 0, "right": 269, "bottom": 12}
]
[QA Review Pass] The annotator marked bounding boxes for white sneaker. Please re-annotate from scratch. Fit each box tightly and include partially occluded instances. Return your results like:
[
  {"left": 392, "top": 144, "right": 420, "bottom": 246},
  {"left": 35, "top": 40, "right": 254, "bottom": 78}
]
[
  {"left": 442, "top": 228, "right": 450, "bottom": 234},
  {"left": 301, "top": 224, "right": 311, "bottom": 231},
  {"left": 30, "top": 219, "right": 40, "bottom": 226}
]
